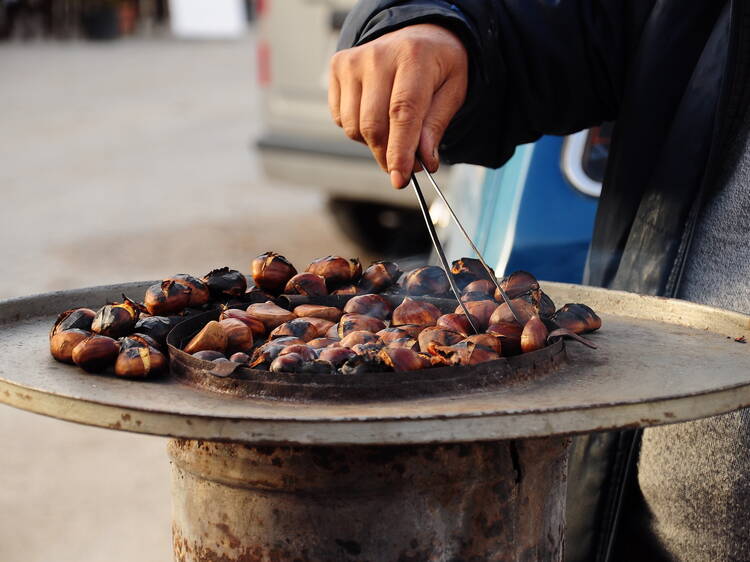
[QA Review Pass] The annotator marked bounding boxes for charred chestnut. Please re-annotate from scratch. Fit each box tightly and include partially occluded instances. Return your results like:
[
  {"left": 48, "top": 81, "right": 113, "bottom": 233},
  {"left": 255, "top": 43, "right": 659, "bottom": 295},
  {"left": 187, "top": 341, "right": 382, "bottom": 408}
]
[
  {"left": 521, "top": 316, "right": 549, "bottom": 353},
  {"left": 350, "top": 342, "right": 385, "bottom": 361},
  {"left": 295, "top": 316, "right": 335, "bottom": 338},
  {"left": 343, "top": 294, "right": 393, "bottom": 320},
  {"left": 498, "top": 270, "right": 540, "bottom": 300},
  {"left": 386, "top": 338, "right": 419, "bottom": 351},
  {"left": 270, "top": 319, "right": 318, "bottom": 342},
  {"left": 144, "top": 280, "right": 192, "bottom": 316},
  {"left": 418, "top": 326, "right": 464, "bottom": 354},
  {"left": 296, "top": 360, "right": 335, "bottom": 374},
  {"left": 340, "top": 355, "right": 390, "bottom": 375},
  {"left": 376, "top": 327, "right": 411, "bottom": 344},
  {"left": 359, "top": 261, "right": 402, "bottom": 292},
  {"left": 317, "top": 346, "right": 356, "bottom": 367},
  {"left": 202, "top": 267, "right": 247, "bottom": 299},
  {"left": 337, "top": 313, "right": 386, "bottom": 338},
  {"left": 50, "top": 329, "right": 91, "bottom": 364},
  {"left": 50, "top": 308, "right": 95, "bottom": 339},
  {"left": 72, "top": 335, "right": 120, "bottom": 372},
  {"left": 463, "top": 334, "right": 502, "bottom": 354},
  {"left": 402, "top": 266, "right": 450, "bottom": 296},
  {"left": 249, "top": 343, "right": 285, "bottom": 369},
  {"left": 339, "top": 330, "right": 380, "bottom": 348},
  {"left": 436, "top": 313, "right": 477, "bottom": 337},
  {"left": 378, "top": 347, "right": 431, "bottom": 372},
  {"left": 133, "top": 316, "right": 174, "bottom": 346},
  {"left": 251, "top": 252, "right": 297, "bottom": 294},
  {"left": 434, "top": 341, "right": 500, "bottom": 366},
  {"left": 552, "top": 303, "right": 602, "bottom": 334},
  {"left": 284, "top": 273, "right": 328, "bottom": 296},
  {"left": 307, "top": 337, "right": 341, "bottom": 349},
  {"left": 91, "top": 297, "right": 140, "bottom": 339},
  {"left": 167, "top": 274, "right": 210, "bottom": 307},
  {"left": 114, "top": 346, "right": 167, "bottom": 378}
]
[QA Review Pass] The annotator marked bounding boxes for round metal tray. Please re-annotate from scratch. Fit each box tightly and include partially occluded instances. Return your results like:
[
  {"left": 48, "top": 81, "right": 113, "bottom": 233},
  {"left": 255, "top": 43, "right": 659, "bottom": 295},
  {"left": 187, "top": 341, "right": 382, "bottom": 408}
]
[{"left": 1, "top": 281, "right": 749, "bottom": 445}]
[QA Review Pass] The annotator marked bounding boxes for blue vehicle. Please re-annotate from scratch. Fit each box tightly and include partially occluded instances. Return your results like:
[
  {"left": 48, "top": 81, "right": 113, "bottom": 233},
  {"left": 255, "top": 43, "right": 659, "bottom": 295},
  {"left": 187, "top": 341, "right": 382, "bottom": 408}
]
[{"left": 434, "top": 125, "right": 611, "bottom": 283}]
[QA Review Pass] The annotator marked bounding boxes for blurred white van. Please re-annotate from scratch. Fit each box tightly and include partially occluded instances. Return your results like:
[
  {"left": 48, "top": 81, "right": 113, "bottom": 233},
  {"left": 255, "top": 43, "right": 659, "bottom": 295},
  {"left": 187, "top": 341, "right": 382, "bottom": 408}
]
[{"left": 255, "top": 0, "right": 445, "bottom": 255}]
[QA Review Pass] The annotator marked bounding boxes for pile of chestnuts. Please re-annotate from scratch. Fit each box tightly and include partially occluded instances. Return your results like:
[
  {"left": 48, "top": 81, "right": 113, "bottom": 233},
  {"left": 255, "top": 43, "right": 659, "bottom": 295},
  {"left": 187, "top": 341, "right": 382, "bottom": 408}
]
[
  {"left": 48, "top": 251, "right": 601, "bottom": 380},
  {"left": 184, "top": 253, "right": 602, "bottom": 375}
]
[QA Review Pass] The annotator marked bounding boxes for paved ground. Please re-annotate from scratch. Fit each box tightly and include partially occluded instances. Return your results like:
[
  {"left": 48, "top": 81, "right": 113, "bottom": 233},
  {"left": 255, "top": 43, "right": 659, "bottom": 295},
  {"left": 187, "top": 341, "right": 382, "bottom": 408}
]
[{"left": 0, "top": 33, "right": 374, "bottom": 562}]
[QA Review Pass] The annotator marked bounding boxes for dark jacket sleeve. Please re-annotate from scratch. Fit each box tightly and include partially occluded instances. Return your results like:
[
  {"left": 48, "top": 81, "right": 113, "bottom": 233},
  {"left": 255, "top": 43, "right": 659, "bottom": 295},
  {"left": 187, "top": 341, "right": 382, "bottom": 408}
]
[{"left": 338, "top": 0, "right": 654, "bottom": 168}]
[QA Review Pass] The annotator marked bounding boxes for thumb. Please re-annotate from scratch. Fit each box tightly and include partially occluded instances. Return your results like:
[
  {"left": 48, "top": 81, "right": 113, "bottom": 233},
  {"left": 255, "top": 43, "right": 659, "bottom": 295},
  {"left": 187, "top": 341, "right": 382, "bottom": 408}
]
[{"left": 418, "top": 75, "right": 466, "bottom": 172}]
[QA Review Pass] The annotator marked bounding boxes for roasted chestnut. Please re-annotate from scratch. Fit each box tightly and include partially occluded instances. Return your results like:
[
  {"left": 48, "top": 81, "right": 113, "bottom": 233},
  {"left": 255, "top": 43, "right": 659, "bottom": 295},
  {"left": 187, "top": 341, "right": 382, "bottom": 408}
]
[
  {"left": 498, "top": 270, "right": 540, "bottom": 300},
  {"left": 120, "top": 333, "right": 162, "bottom": 352},
  {"left": 278, "top": 344, "right": 317, "bottom": 361},
  {"left": 552, "top": 303, "right": 602, "bottom": 334},
  {"left": 436, "top": 313, "right": 478, "bottom": 337},
  {"left": 229, "top": 352, "right": 251, "bottom": 364},
  {"left": 50, "top": 329, "right": 91, "bottom": 364},
  {"left": 378, "top": 347, "right": 431, "bottom": 372},
  {"left": 270, "top": 319, "right": 318, "bottom": 342},
  {"left": 521, "top": 316, "right": 548, "bottom": 353},
  {"left": 317, "top": 346, "right": 356, "bottom": 367},
  {"left": 392, "top": 297, "right": 441, "bottom": 327},
  {"left": 417, "top": 327, "right": 464, "bottom": 354},
  {"left": 166, "top": 274, "right": 210, "bottom": 307},
  {"left": 251, "top": 252, "right": 297, "bottom": 294},
  {"left": 184, "top": 320, "right": 228, "bottom": 354},
  {"left": 202, "top": 267, "right": 247, "bottom": 299},
  {"left": 393, "top": 324, "right": 428, "bottom": 338},
  {"left": 350, "top": 342, "right": 385, "bottom": 361},
  {"left": 249, "top": 343, "right": 285, "bottom": 368},
  {"left": 114, "top": 346, "right": 167, "bottom": 377},
  {"left": 402, "top": 266, "right": 450, "bottom": 296},
  {"left": 193, "top": 350, "right": 227, "bottom": 361},
  {"left": 486, "top": 321, "right": 524, "bottom": 356},
  {"left": 358, "top": 261, "right": 402, "bottom": 292},
  {"left": 488, "top": 297, "right": 538, "bottom": 326},
  {"left": 219, "top": 318, "right": 255, "bottom": 354},
  {"left": 296, "top": 360, "right": 335, "bottom": 374},
  {"left": 144, "top": 280, "right": 192, "bottom": 316},
  {"left": 386, "top": 338, "right": 419, "bottom": 351},
  {"left": 306, "top": 256, "right": 361, "bottom": 289},
  {"left": 462, "top": 280, "right": 496, "bottom": 298},
  {"left": 133, "top": 316, "right": 174, "bottom": 346},
  {"left": 462, "top": 334, "right": 502, "bottom": 354},
  {"left": 295, "top": 316, "right": 335, "bottom": 337},
  {"left": 293, "top": 304, "right": 342, "bottom": 322},
  {"left": 72, "top": 335, "right": 120, "bottom": 372},
  {"left": 307, "top": 337, "right": 341, "bottom": 349},
  {"left": 451, "top": 257, "right": 495, "bottom": 282},
  {"left": 50, "top": 308, "right": 95, "bottom": 338},
  {"left": 454, "top": 300, "right": 496, "bottom": 331},
  {"left": 270, "top": 353, "right": 304, "bottom": 373},
  {"left": 339, "top": 330, "right": 380, "bottom": 348},
  {"left": 376, "top": 327, "right": 411, "bottom": 344},
  {"left": 91, "top": 297, "right": 140, "bottom": 339},
  {"left": 337, "top": 313, "right": 386, "bottom": 338},
  {"left": 271, "top": 336, "right": 307, "bottom": 346},
  {"left": 284, "top": 273, "right": 328, "bottom": 296},
  {"left": 331, "top": 285, "right": 363, "bottom": 296},
  {"left": 219, "top": 308, "right": 266, "bottom": 339},
  {"left": 246, "top": 301, "right": 296, "bottom": 330},
  {"left": 343, "top": 294, "right": 393, "bottom": 320},
  {"left": 340, "top": 355, "right": 390, "bottom": 375},
  {"left": 433, "top": 341, "right": 500, "bottom": 366}
]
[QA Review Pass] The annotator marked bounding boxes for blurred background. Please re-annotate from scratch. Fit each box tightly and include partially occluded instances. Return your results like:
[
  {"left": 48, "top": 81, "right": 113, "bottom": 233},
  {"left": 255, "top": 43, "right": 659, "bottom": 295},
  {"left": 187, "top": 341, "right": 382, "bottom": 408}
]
[
  {"left": 0, "top": 1, "right": 429, "bottom": 561},
  {"left": 0, "top": 1, "right": 606, "bottom": 560}
]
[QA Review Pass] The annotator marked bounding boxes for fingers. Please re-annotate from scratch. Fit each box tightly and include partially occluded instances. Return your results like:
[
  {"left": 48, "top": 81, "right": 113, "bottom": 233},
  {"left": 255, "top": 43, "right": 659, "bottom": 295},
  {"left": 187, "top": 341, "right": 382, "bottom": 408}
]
[
  {"left": 418, "top": 73, "right": 467, "bottom": 172},
  {"left": 339, "top": 78, "right": 363, "bottom": 143},
  {"left": 327, "top": 68, "right": 341, "bottom": 128},
  {"left": 386, "top": 64, "right": 432, "bottom": 188},
  {"left": 359, "top": 71, "right": 393, "bottom": 172}
]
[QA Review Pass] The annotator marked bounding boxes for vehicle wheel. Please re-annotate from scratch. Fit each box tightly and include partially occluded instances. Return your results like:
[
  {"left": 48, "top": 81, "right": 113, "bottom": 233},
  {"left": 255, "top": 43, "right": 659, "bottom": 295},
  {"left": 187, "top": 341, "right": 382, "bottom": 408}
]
[{"left": 328, "top": 198, "right": 431, "bottom": 256}]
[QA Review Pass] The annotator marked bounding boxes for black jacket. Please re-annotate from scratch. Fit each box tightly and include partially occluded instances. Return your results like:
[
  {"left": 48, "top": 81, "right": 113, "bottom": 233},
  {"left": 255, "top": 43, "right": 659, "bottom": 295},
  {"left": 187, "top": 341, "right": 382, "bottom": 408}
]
[{"left": 340, "top": 1, "right": 750, "bottom": 560}]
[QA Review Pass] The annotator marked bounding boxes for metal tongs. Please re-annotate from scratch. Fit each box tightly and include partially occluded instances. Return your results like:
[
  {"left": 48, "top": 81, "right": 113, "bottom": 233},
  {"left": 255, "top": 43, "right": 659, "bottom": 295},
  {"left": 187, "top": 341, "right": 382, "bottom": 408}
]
[{"left": 410, "top": 158, "right": 524, "bottom": 333}]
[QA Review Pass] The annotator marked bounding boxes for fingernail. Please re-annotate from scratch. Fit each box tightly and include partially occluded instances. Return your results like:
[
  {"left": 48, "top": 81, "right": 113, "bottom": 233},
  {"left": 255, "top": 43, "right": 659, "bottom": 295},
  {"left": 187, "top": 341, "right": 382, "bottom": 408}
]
[{"left": 390, "top": 170, "right": 405, "bottom": 189}]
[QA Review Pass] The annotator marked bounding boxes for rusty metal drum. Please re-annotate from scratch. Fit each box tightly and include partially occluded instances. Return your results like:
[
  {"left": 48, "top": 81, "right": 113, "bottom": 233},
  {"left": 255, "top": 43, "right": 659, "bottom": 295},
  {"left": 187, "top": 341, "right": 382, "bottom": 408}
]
[{"left": 169, "top": 437, "right": 570, "bottom": 562}]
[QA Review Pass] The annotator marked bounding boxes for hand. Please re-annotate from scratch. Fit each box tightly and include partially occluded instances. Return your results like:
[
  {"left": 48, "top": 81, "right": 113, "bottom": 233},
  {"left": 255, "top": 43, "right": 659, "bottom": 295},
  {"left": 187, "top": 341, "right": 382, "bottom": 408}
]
[{"left": 329, "top": 24, "right": 468, "bottom": 188}]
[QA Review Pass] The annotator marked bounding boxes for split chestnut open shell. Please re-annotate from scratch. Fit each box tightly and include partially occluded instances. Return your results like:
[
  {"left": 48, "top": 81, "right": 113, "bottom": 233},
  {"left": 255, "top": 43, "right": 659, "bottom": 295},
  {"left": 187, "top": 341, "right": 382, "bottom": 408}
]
[
  {"left": 91, "top": 297, "right": 140, "bottom": 339},
  {"left": 436, "top": 313, "right": 478, "bottom": 337},
  {"left": 270, "top": 319, "right": 318, "bottom": 342},
  {"left": 114, "top": 346, "right": 167, "bottom": 378},
  {"left": 295, "top": 316, "right": 335, "bottom": 338},
  {"left": 552, "top": 303, "right": 602, "bottom": 334},
  {"left": 144, "top": 280, "right": 192, "bottom": 316},
  {"left": 337, "top": 313, "right": 386, "bottom": 338},
  {"left": 202, "top": 267, "right": 247, "bottom": 299},
  {"left": 498, "top": 270, "right": 540, "bottom": 300},
  {"left": 433, "top": 341, "right": 500, "bottom": 367},
  {"left": 133, "top": 316, "right": 175, "bottom": 346},
  {"left": 417, "top": 327, "right": 464, "bottom": 355},
  {"left": 166, "top": 274, "right": 210, "bottom": 307},
  {"left": 378, "top": 347, "right": 430, "bottom": 372},
  {"left": 251, "top": 252, "right": 297, "bottom": 294},
  {"left": 376, "top": 327, "right": 411, "bottom": 345}
]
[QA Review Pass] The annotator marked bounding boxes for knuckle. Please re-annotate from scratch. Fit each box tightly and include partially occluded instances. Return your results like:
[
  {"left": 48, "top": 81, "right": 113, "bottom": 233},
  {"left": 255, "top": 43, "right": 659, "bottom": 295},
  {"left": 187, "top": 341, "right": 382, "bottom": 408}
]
[
  {"left": 359, "top": 119, "right": 386, "bottom": 145},
  {"left": 342, "top": 123, "right": 360, "bottom": 141},
  {"left": 389, "top": 97, "right": 420, "bottom": 125}
]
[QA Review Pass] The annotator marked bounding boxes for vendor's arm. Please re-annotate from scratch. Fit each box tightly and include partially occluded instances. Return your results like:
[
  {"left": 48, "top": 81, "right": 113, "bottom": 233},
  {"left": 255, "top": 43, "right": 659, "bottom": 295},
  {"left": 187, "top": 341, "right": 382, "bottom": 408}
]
[{"left": 331, "top": 0, "right": 654, "bottom": 188}]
